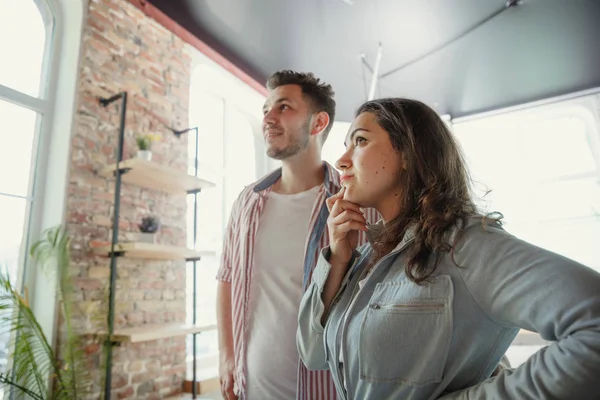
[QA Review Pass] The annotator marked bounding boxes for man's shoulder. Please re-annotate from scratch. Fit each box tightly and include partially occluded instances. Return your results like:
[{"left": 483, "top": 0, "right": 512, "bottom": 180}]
[
  {"left": 229, "top": 171, "right": 278, "bottom": 213},
  {"left": 231, "top": 181, "right": 260, "bottom": 208}
]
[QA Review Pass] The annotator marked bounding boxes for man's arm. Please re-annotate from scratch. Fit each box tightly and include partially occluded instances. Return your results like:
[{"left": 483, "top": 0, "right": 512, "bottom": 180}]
[
  {"left": 215, "top": 194, "right": 243, "bottom": 400},
  {"left": 217, "top": 281, "right": 236, "bottom": 399}
]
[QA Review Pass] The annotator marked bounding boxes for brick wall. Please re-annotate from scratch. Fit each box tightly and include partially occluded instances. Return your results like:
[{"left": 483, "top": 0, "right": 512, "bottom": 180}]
[{"left": 66, "top": 0, "right": 193, "bottom": 398}]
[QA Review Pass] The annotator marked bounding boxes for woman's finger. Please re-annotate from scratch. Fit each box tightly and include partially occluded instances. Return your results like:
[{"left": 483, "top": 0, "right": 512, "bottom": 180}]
[
  {"left": 326, "top": 195, "right": 336, "bottom": 213},
  {"left": 329, "top": 198, "right": 363, "bottom": 219},
  {"left": 337, "top": 219, "right": 369, "bottom": 233},
  {"left": 331, "top": 209, "right": 367, "bottom": 227},
  {"left": 330, "top": 200, "right": 364, "bottom": 220},
  {"left": 326, "top": 187, "right": 345, "bottom": 212}
]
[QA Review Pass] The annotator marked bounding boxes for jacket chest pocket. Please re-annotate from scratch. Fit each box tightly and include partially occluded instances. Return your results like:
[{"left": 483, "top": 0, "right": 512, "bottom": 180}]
[{"left": 358, "top": 275, "right": 454, "bottom": 385}]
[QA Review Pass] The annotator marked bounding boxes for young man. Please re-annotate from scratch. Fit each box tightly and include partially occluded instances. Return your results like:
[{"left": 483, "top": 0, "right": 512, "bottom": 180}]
[{"left": 216, "top": 70, "right": 378, "bottom": 400}]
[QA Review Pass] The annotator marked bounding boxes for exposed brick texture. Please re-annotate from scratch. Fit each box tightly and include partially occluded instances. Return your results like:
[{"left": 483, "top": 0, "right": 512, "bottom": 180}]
[{"left": 66, "top": 0, "right": 194, "bottom": 397}]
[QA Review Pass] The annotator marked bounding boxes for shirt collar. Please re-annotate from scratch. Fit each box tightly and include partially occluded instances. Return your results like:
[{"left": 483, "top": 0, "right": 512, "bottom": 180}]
[{"left": 253, "top": 161, "right": 340, "bottom": 196}]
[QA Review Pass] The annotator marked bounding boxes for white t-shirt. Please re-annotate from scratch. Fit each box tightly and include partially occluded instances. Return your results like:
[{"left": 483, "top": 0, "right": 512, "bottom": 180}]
[{"left": 246, "top": 185, "right": 320, "bottom": 399}]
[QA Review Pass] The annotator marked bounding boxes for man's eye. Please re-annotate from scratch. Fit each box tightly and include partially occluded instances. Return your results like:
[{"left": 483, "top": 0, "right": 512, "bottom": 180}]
[{"left": 280, "top": 104, "right": 289, "bottom": 111}]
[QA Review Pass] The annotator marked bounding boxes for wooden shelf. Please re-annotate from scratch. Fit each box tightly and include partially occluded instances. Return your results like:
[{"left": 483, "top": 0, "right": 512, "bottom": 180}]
[
  {"left": 182, "top": 377, "right": 220, "bottom": 396},
  {"left": 89, "top": 322, "right": 217, "bottom": 344},
  {"left": 91, "top": 242, "right": 215, "bottom": 260},
  {"left": 98, "top": 158, "right": 215, "bottom": 194}
]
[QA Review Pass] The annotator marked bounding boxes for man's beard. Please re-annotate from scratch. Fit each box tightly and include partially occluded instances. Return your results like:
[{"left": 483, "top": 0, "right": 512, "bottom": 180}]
[{"left": 266, "top": 120, "right": 310, "bottom": 160}]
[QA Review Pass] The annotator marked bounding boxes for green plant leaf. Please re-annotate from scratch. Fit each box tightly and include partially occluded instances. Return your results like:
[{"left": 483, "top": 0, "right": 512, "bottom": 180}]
[{"left": 1, "top": 226, "right": 101, "bottom": 399}]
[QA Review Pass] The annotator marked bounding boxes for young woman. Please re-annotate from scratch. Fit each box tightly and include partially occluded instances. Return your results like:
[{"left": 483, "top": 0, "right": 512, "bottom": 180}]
[{"left": 296, "top": 98, "right": 600, "bottom": 399}]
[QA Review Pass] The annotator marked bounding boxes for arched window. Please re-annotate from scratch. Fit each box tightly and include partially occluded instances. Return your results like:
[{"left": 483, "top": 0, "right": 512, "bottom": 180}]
[
  {"left": 0, "top": 0, "right": 52, "bottom": 97},
  {"left": 0, "top": 0, "right": 56, "bottom": 382}
]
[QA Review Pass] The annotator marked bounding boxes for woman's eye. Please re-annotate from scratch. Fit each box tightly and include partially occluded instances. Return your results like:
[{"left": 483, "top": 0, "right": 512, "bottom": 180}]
[
  {"left": 355, "top": 136, "right": 366, "bottom": 145},
  {"left": 280, "top": 104, "right": 289, "bottom": 111}
]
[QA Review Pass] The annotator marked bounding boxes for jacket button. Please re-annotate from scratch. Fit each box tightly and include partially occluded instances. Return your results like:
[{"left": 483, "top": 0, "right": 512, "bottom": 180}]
[{"left": 370, "top": 303, "right": 380, "bottom": 309}]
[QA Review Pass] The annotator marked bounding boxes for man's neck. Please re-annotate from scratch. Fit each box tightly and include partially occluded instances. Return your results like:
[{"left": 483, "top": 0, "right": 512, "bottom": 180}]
[{"left": 273, "top": 152, "right": 325, "bottom": 195}]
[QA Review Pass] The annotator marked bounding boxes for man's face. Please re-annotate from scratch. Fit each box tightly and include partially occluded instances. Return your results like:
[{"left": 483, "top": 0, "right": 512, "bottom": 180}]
[{"left": 262, "top": 84, "right": 312, "bottom": 160}]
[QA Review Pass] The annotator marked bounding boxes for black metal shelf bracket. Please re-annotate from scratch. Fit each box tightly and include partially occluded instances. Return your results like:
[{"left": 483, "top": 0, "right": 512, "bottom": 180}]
[
  {"left": 105, "top": 339, "right": 121, "bottom": 347},
  {"left": 113, "top": 167, "right": 132, "bottom": 177},
  {"left": 99, "top": 91, "right": 127, "bottom": 400}
]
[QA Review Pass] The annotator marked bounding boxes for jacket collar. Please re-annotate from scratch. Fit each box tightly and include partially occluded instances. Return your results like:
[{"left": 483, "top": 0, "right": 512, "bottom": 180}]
[{"left": 365, "top": 220, "right": 417, "bottom": 253}]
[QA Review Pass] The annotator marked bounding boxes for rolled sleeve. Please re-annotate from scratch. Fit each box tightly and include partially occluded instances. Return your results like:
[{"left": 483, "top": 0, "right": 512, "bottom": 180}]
[{"left": 215, "top": 196, "right": 243, "bottom": 283}]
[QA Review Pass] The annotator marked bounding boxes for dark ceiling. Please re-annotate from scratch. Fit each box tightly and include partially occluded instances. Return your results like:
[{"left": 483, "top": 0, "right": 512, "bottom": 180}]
[{"left": 146, "top": 0, "right": 600, "bottom": 121}]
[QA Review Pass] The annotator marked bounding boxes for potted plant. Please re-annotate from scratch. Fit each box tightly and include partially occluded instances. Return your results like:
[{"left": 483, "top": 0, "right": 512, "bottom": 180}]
[
  {"left": 0, "top": 226, "right": 99, "bottom": 399},
  {"left": 138, "top": 215, "right": 160, "bottom": 243},
  {"left": 135, "top": 134, "right": 160, "bottom": 161}
]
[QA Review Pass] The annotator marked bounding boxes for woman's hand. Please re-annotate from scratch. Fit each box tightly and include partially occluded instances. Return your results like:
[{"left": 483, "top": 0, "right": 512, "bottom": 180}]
[{"left": 325, "top": 187, "right": 368, "bottom": 266}]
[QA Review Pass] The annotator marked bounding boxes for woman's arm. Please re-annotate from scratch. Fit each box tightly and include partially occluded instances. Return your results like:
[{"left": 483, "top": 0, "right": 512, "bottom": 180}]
[
  {"left": 297, "top": 248, "right": 342, "bottom": 371},
  {"left": 297, "top": 246, "right": 364, "bottom": 371},
  {"left": 445, "top": 223, "right": 600, "bottom": 399},
  {"left": 297, "top": 187, "right": 368, "bottom": 370},
  {"left": 321, "top": 253, "right": 352, "bottom": 325}
]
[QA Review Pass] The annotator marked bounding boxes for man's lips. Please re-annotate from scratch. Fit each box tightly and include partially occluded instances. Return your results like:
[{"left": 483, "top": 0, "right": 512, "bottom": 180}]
[
  {"left": 264, "top": 131, "right": 283, "bottom": 139},
  {"left": 340, "top": 175, "right": 353, "bottom": 183}
]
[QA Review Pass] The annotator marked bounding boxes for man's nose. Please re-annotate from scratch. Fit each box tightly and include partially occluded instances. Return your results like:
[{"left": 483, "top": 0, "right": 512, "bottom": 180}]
[{"left": 263, "top": 109, "right": 276, "bottom": 125}]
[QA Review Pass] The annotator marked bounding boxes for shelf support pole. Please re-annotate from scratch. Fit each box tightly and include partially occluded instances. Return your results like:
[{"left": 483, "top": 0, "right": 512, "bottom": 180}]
[
  {"left": 99, "top": 91, "right": 128, "bottom": 400},
  {"left": 174, "top": 126, "right": 200, "bottom": 398}
]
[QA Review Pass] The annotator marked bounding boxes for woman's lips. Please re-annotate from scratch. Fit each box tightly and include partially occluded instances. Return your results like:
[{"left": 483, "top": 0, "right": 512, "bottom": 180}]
[{"left": 340, "top": 175, "right": 353, "bottom": 183}]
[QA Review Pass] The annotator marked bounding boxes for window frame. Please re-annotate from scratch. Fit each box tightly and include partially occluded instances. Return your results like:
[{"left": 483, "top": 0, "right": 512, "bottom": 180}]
[
  {"left": 0, "top": 0, "right": 59, "bottom": 290},
  {"left": 0, "top": 0, "right": 87, "bottom": 365}
]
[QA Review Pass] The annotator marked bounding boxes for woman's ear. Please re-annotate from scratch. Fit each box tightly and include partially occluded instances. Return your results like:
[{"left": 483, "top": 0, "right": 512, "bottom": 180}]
[
  {"left": 399, "top": 151, "right": 407, "bottom": 171},
  {"left": 311, "top": 111, "right": 330, "bottom": 137}
]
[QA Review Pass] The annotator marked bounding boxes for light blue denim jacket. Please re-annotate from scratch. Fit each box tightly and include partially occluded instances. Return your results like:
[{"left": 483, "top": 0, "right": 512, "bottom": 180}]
[{"left": 297, "top": 218, "right": 600, "bottom": 399}]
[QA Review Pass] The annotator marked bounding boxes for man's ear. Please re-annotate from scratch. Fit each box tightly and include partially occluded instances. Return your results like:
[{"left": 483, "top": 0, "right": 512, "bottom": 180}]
[{"left": 310, "top": 111, "right": 330, "bottom": 137}]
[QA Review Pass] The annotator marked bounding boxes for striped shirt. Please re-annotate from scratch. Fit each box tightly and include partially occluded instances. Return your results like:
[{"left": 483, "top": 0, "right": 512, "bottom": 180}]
[{"left": 216, "top": 162, "right": 379, "bottom": 400}]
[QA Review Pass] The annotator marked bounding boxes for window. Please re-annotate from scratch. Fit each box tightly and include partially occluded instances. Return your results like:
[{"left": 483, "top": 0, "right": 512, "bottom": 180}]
[
  {"left": 452, "top": 97, "right": 600, "bottom": 366},
  {"left": 322, "top": 121, "right": 352, "bottom": 167},
  {"left": 0, "top": 0, "right": 50, "bottom": 98},
  {"left": 0, "top": 0, "right": 55, "bottom": 381},
  {"left": 185, "top": 62, "right": 265, "bottom": 378}
]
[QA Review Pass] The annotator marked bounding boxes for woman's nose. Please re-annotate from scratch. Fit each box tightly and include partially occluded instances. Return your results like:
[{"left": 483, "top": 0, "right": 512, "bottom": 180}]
[{"left": 336, "top": 148, "right": 352, "bottom": 170}]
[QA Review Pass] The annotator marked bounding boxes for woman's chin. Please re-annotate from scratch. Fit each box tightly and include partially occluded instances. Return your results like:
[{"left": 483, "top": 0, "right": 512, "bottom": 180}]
[{"left": 342, "top": 188, "right": 366, "bottom": 207}]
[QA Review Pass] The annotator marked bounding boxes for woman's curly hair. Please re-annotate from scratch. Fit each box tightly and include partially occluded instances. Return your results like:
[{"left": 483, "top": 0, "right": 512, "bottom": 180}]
[{"left": 357, "top": 98, "right": 479, "bottom": 284}]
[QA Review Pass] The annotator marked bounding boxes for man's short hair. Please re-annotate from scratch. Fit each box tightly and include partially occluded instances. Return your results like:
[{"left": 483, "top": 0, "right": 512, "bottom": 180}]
[{"left": 266, "top": 70, "right": 336, "bottom": 142}]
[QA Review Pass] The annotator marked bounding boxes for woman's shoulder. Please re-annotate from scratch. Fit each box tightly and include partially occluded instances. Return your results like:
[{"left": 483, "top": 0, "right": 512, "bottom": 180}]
[
  {"left": 445, "top": 215, "right": 521, "bottom": 270},
  {"left": 451, "top": 215, "right": 509, "bottom": 246}
]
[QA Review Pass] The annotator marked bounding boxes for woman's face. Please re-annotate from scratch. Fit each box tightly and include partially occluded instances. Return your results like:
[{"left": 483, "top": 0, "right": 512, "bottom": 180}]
[{"left": 336, "top": 112, "right": 405, "bottom": 222}]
